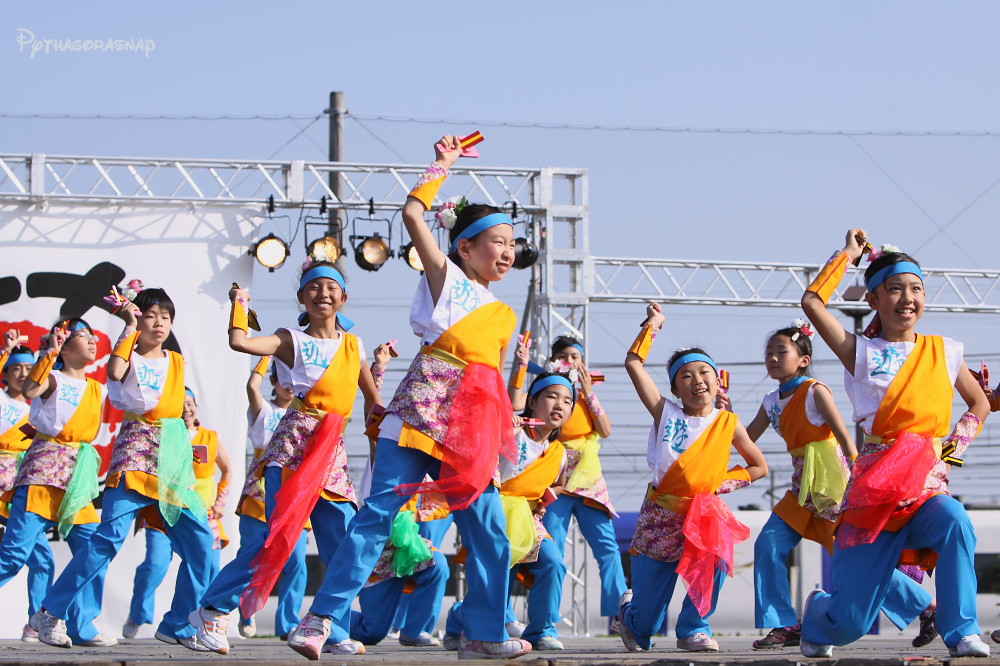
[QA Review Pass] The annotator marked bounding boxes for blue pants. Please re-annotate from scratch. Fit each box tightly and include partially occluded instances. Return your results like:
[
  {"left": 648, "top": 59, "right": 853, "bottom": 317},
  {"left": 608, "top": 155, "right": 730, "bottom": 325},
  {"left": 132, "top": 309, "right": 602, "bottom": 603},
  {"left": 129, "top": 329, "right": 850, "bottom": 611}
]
[
  {"left": 201, "top": 467, "right": 354, "bottom": 636},
  {"left": 350, "top": 549, "right": 449, "bottom": 644},
  {"left": 236, "top": 515, "right": 309, "bottom": 636},
  {"left": 510, "top": 537, "right": 566, "bottom": 643},
  {"left": 391, "top": 515, "right": 453, "bottom": 633},
  {"left": 0, "top": 511, "right": 55, "bottom": 620},
  {"left": 542, "top": 493, "right": 626, "bottom": 616},
  {"left": 129, "top": 529, "right": 173, "bottom": 626},
  {"left": 310, "top": 437, "right": 511, "bottom": 643},
  {"left": 754, "top": 511, "right": 932, "bottom": 629},
  {"left": 0, "top": 487, "right": 100, "bottom": 640},
  {"left": 43, "top": 483, "right": 215, "bottom": 640},
  {"left": 623, "top": 553, "right": 726, "bottom": 651},
  {"left": 803, "top": 495, "right": 979, "bottom": 648}
]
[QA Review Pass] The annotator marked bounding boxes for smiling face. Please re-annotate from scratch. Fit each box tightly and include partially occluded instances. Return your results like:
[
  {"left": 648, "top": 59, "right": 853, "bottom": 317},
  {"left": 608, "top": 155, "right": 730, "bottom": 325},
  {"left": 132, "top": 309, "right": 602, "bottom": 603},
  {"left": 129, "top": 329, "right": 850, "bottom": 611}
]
[
  {"left": 137, "top": 305, "right": 172, "bottom": 347},
  {"left": 865, "top": 272, "right": 925, "bottom": 339},
  {"left": 671, "top": 361, "right": 719, "bottom": 415},
  {"left": 765, "top": 335, "right": 809, "bottom": 383},
  {"left": 298, "top": 277, "right": 347, "bottom": 322},
  {"left": 527, "top": 382, "right": 575, "bottom": 429},
  {"left": 456, "top": 224, "right": 515, "bottom": 284},
  {"left": 183, "top": 394, "right": 198, "bottom": 428},
  {"left": 553, "top": 345, "right": 583, "bottom": 368}
]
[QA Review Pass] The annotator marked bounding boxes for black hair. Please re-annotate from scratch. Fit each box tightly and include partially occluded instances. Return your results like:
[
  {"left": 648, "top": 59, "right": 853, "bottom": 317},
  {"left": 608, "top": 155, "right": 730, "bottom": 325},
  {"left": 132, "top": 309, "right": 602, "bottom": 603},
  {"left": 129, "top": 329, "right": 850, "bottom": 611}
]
[
  {"left": 50, "top": 318, "right": 94, "bottom": 370},
  {"left": 549, "top": 335, "right": 583, "bottom": 361},
  {"left": 2, "top": 344, "right": 34, "bottom": 383},
  {"left": 297, "top": 259, "right": 348, "bottom": 327},
  {"left": 666, "top": 346, "right": 716, "bottom": 390},
  {"left": 447, "top": 203, "right": 504, "bottom": 266},
  {"left": 767, "top": 328, "right": 812, "bottom": 376},
  {"left": 521, "top": 371, "right": 574, "bottom": 442},
  {"left": 133, "top": 288, "right": 175, "bottom": 321},
  {"left": 864, "top": 251, "right": 921, "bottom": 289}
]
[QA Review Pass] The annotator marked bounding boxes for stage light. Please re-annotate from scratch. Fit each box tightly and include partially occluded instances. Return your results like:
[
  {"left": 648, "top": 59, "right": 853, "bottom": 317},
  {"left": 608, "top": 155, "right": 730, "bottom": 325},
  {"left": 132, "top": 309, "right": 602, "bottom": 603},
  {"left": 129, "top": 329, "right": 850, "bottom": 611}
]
[
  {"left": 354, "top": 234, "right": 391, "bottom": 272},
  {"left": 513, "top": 237, "right": 539, "bottom": 269},
  {"left": 400, "top": 242, "right": 424, "bottom": 272},
  {"left": 307, "top": 235, "right": 342, "bottom": 263},
  {"left": 251, "top": 233, "right": 290, "bottom": 272}
]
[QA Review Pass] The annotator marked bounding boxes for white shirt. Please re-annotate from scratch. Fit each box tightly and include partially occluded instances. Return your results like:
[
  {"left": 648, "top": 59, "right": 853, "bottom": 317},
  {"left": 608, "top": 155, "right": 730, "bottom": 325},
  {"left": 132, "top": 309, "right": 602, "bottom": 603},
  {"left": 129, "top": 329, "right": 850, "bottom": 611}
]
[
  {"left": 108, "top": 352, "right": 169, "bottom": 413},
  {"left": 761, "top": 382, "right": 827, "bottom": 439},
  {"left": 499, "top": 428, "right": 566, "bottom": 483},
  {"left": 382, "top": 259, "right": 498, "bottom": 442},
  {"left": 647, "top": 400, "right": 721, "bottom": 486},
  {"left": 31, "top": 370, "right": 105, "bottom": 439},
  {"left": 275, "top": 328, "right": 367, "bottom": 399},
  {"left": 247, "top": 400, "right": 288, "bottom": 454},
  {"left": 0, "top": 390, "right": 30, "bottom": 437},
  {"left": 844, "top": 334, "right": 963, "bottom": 435}
]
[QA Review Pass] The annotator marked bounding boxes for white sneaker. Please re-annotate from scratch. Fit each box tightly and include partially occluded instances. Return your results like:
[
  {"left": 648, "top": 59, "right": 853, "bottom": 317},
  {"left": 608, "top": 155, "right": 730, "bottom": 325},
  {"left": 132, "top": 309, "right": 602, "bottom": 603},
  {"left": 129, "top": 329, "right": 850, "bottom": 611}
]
[
  {"left": 505, "top": 620, "right": 526, "bottom": 638},
  {"left": 950, "top": 634, "right": 991, "bottom": 658},
  {"left": 399, "top": 631, "right": 441, "bottom": 647},
  {"left": 616, "top": 590, "right": 642, "bottom": 652},
  {"left": 533, "top": 635, "right": 564, "bottom": 650},
  {"left": 180, "top": 635, "right": 211, "bottom": 652},
  {"left": 29, "top": 609, "right": 71, "bottom": 648},
  {"left": 800, "top": 587, "right": 833, "bottom": 658},
  {"left": 677, "top": 632, "right": 719, "bottom": 652},
  {"left": 287, "top": 612, "right": 332, "bottom": 660},
  {"left": 321, "top": 639, "right": 366, "bottom": 655},
  {"left": 457, "top": 635, "right": 532, "bottom": 660},
  {"left": 76, "top": 633, "right": 118, "bottom": 647},
  {"left": 188, "top": 606, "right": 230, "bottom": 655},
  {"left": 21, "top": 624, "right": 39, "bottom": 643},
  {"left": 122, "top": 617, "right": 141, "bottom": 639},
  {"left": 238, "top": 616, "right": 256, "bottom": 638}
]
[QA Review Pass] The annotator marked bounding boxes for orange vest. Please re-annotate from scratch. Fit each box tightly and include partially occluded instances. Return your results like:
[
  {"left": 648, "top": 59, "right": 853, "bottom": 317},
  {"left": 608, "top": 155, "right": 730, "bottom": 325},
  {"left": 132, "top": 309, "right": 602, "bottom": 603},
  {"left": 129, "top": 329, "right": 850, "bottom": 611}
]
[
  {"left": 500, "top": 440, "right": 565, "bottom": 501},
  {"left": 559, "top": 399, "right": 594, "bottom": 441},
  {"left": 300, "top": 334, "right": 361, "bottom": 418}
]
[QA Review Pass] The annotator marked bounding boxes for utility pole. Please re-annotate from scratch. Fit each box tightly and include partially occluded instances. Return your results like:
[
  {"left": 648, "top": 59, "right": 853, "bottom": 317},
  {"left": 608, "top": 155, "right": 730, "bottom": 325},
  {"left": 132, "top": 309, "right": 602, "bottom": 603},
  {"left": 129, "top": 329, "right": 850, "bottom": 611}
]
[{"left": 327, "top": 91, "right": 345, "bottom": 244}]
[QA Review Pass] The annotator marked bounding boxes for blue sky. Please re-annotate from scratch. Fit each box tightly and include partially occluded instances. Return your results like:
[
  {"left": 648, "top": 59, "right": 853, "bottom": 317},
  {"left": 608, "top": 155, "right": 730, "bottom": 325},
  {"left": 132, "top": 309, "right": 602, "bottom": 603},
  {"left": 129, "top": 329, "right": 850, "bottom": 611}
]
[{"left": 6, "top": 1, "right": 1000, "bottom": 508}]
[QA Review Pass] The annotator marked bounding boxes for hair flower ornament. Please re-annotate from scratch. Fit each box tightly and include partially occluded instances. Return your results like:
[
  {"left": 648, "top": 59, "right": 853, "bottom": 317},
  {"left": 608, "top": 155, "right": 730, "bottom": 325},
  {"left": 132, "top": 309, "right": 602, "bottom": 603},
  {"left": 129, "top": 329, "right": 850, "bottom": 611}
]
[
  {"left": 790, "top": 317, "right": 814, "bottom": 342},
  {"left": 867, "top": 243, "right": 901, "bottom": 263},
  {"left": 103, "top": 278, "right": 144, "bottom": 313},
  {"left": 434, "top": 196, "right": 467, "bottom": 230}
]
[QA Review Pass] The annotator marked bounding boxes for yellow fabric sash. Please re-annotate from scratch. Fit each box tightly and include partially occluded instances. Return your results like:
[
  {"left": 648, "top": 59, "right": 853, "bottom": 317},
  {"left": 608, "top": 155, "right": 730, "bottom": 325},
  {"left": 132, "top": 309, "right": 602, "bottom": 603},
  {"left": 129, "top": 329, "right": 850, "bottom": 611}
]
[
  {"left": 192, "top": 426, "right": 219, "bottom": 507},
  {"left": 397, "top": 300, "right": 516, "bottom": 458},
  {"left": 301, "top": 333, "right": 361, "bottom": 417},
  {"left": 52, "top": 378, "right": 103, "bottom": 444},
  {"left": 500, "top": 440, "right": 565, "bottom": 501},
  {"left": 871, "top": 335, "right": 952, "bottom": 440},
  {"left": 500, "top": 495, "right": 536, "bottom": 566},
  {"left": 563, "top": 432, "right": 602, "bottom": 492},
  {"left": 144, "top": 351, "right": 185, "bottom": 422},
  {"left": 655, "top": 410, "right": 738, "bottom": 499},
  {"left": 0, "top": 414, "right": 32, "bottom": 452},
  {"left": 795, "top": 438, "right": 849, "bottom": 512}
]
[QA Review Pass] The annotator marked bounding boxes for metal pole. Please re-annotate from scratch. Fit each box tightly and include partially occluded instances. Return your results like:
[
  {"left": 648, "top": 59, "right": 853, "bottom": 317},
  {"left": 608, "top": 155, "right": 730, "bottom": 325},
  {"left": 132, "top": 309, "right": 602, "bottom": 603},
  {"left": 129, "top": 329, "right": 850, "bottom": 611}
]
[{"left": 327, "top": 91, "right": 345, "bottom": 244}]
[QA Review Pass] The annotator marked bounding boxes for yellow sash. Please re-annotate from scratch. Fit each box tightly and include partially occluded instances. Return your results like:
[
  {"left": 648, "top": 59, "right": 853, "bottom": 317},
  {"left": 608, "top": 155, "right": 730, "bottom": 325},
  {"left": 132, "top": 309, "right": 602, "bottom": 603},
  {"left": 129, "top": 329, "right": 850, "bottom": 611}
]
[
  {"left": 655, "top": 410, "right": 739, "bottom": 499},
  {"left": 871, "top": 335, "right": 952, "bottom": 440},
  {"left": 0, "top": 414, "right": 31, "bottom": 452},
  {"left": 398, "top": 300, "right": 517, "bottom": 459},
  {"left": 500, "top": 440, "right": 565, "bottom": 501},
  {"left": 300, "top": 334, "right": 361, "bottom": 417},
  {"left": 192, "top": 427, "right": 219, "bottom": 507},
  {"left": 560, "top": 399, "right": 594, "bottom": 441},
  {"left": 53, "top": 378, "right": 103, "bottom": 445},
  {"left": 144, "top": 351, "right": 185, "bottom": 422}
]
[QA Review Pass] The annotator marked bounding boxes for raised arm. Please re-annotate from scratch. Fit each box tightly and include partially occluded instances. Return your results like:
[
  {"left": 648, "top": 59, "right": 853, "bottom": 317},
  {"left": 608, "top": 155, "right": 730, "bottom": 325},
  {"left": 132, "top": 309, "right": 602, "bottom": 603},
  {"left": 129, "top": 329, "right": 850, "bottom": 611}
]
[
  {"left": 228, "top": 286, "right": 284, "bottom": 359},
  {"left": 22, "top": 328, "right": 67, "bottom": 400},
  {"left": 507, "top": 334, "right": 531, "bottom": 411},
  {"left": 107, "top": 303, "right": 140, "bottom": 383},
  {"left": 246, "top": 356, "right": 270, "bottom": 420},
  {"left": 403, "top": 136, "right": 464, "bottom": 303},
  {"left": 801, "top": 228, "right": 867, "bottom": 372},
  {"left": 625, "top": 303, "right": 666, "bottom": 422},
  {"left": 811, "top": 382, "right": 858, "bottom": 458}
]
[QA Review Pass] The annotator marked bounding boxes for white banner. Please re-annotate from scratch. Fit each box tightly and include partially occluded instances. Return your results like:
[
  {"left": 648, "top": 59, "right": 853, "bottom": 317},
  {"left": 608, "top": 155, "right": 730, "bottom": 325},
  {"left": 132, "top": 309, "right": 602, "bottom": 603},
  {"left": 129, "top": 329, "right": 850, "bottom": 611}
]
[{"left": 0, "top": 203, "right": 256, "bottom": 638}]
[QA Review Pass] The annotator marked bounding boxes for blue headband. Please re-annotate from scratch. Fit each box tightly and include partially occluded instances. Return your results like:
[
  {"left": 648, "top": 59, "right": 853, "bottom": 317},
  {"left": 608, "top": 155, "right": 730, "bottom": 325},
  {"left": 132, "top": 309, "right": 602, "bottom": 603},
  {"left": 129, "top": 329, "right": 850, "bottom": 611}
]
[
  {"left": 450, "top": 212, "right": 514, "bottom": 253},
  {"left": 668, "top": 353, "right": 719, "bottom": 385},
  {"left": 529, "top": 375, "right": 576, "bottom": 404},
  {"left": 570, "top": 343, "right": 585, "bottom": 357},
  {"left": 866, "top": 261, "right": 924, "bottom": 292},
  {"left": 4, "top": 352, "right": 34, "bottom": 370},
  {"left": 185, "top": 388, "right": 197, "bottom": 403},
  {"left": 299, "top": 265, "right": 346, "bottom": 292}
]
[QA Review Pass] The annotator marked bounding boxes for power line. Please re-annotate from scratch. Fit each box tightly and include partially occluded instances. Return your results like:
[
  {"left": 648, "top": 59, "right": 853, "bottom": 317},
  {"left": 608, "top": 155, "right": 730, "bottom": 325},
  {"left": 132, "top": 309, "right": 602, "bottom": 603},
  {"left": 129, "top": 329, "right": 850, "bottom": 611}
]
[{"left": 7, "top": 111, "right": 1000, "bottom": 137}]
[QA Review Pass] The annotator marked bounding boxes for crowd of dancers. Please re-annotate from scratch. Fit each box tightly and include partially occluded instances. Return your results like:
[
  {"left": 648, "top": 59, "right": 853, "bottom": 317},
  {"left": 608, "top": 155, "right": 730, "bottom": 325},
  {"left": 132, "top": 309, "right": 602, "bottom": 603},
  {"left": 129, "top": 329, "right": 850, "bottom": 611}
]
[{"left": 0, "top": 135, "right": 998, "bottom": 660}]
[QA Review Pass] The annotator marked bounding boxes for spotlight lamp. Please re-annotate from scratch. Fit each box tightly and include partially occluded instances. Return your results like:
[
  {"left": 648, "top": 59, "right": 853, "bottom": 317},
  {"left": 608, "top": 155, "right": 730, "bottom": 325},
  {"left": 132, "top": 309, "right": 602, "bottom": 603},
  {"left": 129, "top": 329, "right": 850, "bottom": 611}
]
[
  {"left": 400, "top": 242, "right": 424, "bottom": 272},
  {"left": 512, "top": 237, "right": 539, "bottom": 270},
  {"left": 354, "top": 233, "right": 391, "bottom": 272},
  {"left": 251, "top": 233, "right": 290, "bottom": 272},
  {"left": 307, "top": 235, "right": 342, "bottom": 263}
]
